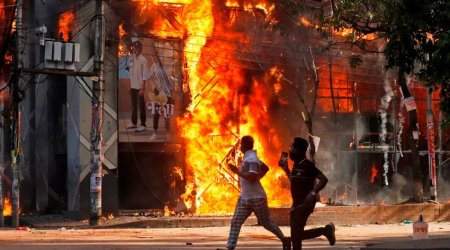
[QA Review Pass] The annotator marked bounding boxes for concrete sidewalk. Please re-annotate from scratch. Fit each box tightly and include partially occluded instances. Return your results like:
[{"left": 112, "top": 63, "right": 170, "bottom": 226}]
[
  {"left": 0, "top": 226, "right": 449, "bottom": 250},
  {"left": 1, "top": 220, "right": 449, "bottom": 249}
]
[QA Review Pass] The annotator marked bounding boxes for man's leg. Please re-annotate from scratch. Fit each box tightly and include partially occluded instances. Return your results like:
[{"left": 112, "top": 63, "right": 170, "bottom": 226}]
[
  {"left": 153, "top": 113, "right": 160, "bottom": 131},
  {"left": 150, "top": 112, "right": 160, "bottom": 140},
  {"left": 252, "top": 198, "right": 290, "bottom": 249},
  {"left": 226, "top": 198, "right": 252, "bottom": 249},
  {"left": 129, "top": 89, "right": 138, "bottom": 127},
  {"left": 138, "top": 92, "right": 146, "bottom": 126},
  {"left": 251, "top": 198, "right": 285, "bottom": 240},
  {"left": 165, "top": 97, "right": 173, "bottom": 133},
  {"left": 290, "top": 206, "right": 323, "bottom": 250}
]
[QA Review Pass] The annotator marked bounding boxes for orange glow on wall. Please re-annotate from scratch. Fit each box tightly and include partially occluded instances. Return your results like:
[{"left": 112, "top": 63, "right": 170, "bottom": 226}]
[{"left": 58, "top": 10, "right": 75, "bottom": 41}]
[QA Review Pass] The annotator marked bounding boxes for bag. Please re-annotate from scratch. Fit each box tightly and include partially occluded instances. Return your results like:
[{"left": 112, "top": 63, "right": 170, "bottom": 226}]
[{"left": 260, "top": 162, "right": 270, "bottom": 178}]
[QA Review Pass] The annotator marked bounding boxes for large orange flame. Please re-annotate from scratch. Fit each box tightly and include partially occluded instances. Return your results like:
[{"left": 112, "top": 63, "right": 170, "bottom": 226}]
[{"left": 133, "top": 0, "right": 292, "bottom": 214}]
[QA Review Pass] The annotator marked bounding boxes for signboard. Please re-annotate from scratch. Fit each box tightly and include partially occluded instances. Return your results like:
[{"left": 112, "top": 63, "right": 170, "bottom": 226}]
[{"left": 403, "top": 97, "right": 417, "bottom": 112}]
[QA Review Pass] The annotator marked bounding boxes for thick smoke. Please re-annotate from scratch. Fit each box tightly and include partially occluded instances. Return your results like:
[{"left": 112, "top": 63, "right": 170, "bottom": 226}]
[{"left": 379, "top": 74, "right": 394, "bottom": 186}]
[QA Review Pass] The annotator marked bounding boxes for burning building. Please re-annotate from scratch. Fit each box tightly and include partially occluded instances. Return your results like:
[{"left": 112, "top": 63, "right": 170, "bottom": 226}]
[{"left": 0, "top": 0, "right": 449, "bottom": 220}]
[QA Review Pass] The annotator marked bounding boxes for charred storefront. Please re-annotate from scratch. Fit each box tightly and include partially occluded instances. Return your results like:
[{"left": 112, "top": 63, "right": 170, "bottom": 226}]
[
  {"left": 112, "top": 0, "right": 450, "bottom": 213},
  {"left": 117, "top": 36, "right": 187, "bottom": 211},
  {"left": 1, "top": 0, "right": 450, "bottom": 220}
]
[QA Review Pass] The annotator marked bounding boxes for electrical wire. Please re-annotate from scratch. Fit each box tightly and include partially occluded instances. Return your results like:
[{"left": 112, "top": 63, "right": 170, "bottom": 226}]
[
  {"left": 0, "top": 5, "right": 16, "bottom": 10},
  {"left": 113, "top": 33, "right": 385, "bottom": 65}
]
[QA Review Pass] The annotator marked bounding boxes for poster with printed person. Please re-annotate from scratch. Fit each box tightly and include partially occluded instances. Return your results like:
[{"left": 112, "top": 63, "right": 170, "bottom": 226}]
[{"left": 118, "top": 37, "right": 183, "bottom": 143}]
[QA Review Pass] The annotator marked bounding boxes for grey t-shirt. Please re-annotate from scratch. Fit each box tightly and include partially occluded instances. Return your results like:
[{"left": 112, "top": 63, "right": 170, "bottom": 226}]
[{"left": 239, "top": 150, "right": 267, "bottom": 200}]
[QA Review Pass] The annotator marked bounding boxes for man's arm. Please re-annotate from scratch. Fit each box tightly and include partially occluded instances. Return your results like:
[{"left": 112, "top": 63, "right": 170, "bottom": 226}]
[
  {"left": 280, "top": 162, "right": 291, "bottom": 182},
  {"left": 304, "top": 172, "right": 328, "bottom": 206},
  {"left": 228, "top": 163, "right": 259, "bottom": 182},
  {"left": 313, "top": 172, "right": 328, "bottom": 194},
  {"left": 139, "top": 80, "right": 146, "bottom": 96},
  {"left": 259, "top": 162, "right": 270, "bottom": 179}
]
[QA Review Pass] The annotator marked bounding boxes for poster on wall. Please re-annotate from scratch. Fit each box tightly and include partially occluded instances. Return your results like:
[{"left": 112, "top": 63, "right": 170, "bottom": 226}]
[{"left": 118, "top": 37, "right": 183, "bottom": 143}]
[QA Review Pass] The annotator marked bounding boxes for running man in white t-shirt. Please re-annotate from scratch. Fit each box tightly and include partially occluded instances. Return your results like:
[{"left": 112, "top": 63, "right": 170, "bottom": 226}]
[{"left": 226, "top": 135, "right": 291, "bottom": 250}]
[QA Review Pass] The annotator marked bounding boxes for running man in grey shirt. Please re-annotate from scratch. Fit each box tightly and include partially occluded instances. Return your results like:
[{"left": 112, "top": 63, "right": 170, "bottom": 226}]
[{"left": 226, "top": 135, "right": 290, "bottom": 250}]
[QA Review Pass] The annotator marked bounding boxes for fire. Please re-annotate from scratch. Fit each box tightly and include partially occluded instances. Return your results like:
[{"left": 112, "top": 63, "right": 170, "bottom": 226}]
[
  {"left": 226, "top": 0, "right": 239, "bottom": 7},
  {"left": 164, "top": 205, "right": 170, "bottom": 217},
  {"left": 4, "top": 55, "right": 12, "bottom": 64},
  {"left": 270, "top": 66, "right": 283, "bottom": 93},
  {"left": 3, "top": 194, "right": 12, "bottom": 216},
  {"left": 299, "top": 17, "right": 377, "bottom": 40},
  {"left": 58, "top": 10, "right": 75, "bottom": 41},
  {"left": 370, "top": 164, "right": 378, "bottom": 183},
  {"left": 132, "top": 0, "right": 188, "bottom": 38},
  {"left": 118, "top": 23, "right": 126, "bottom": 38},
  {"left": 226, "top": 0, "right": 275, "bottom": 15},
  {"left": 118, "top": 23, "right": 127, "bottom": 56},
  {"left": 426, "top": 32, "right": 435, "bottom": 43},
  {"left": 131, "top": 0, "right": 293, "bottom": 215},
  {"left": 300, "top": 17, "right": 311, "bottom": 27}
]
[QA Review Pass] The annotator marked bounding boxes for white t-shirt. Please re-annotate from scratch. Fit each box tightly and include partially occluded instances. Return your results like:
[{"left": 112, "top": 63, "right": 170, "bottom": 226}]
[
  {"left": 128, "top": 54, "right": 149, "bottom": 90},
  {"left": 239, "top": 150, "right": 267, "bottom": 200}
]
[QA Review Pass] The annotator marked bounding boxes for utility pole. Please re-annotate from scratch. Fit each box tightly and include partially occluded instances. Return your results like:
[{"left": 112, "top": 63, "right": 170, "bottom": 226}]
[
  {"left": 11, "top": 0, "right": 23, "bottom": 227},
  {"left": 90, "top": 0, "right": 105, "bottom": 226},
  {"left": 426, "top": 88, "right": 437, "bottom": 200}
]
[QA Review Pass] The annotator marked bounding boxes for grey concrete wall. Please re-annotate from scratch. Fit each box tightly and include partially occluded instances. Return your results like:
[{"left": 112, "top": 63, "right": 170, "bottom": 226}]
[{"left": 67, "top": 0, "right": 118, "bottom": 215}]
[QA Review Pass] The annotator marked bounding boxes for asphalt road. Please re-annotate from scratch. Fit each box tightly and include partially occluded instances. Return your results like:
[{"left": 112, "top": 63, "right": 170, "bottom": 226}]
[{"left": 0, "top": 222, "right": 450, "bottom": 249}]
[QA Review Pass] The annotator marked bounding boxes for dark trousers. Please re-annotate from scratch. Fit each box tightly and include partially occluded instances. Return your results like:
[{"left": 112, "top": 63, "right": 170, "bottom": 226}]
[
  {"left": 153, "top": 113, "right": 171, "bottom": 131},
  {"left": 290, "top": 203, "right": 326, "bottom": 250},
  {"left": 153, "top": 97, "right": 173, "bottom": 131},
  {"left": 130, "top": 89, "right": 146, "bottom": 126}
]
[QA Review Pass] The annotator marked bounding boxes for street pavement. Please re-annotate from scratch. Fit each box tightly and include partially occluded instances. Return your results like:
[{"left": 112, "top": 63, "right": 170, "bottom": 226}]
[{"left": 0, "top": 222, "right": 449, "bottom": 249}]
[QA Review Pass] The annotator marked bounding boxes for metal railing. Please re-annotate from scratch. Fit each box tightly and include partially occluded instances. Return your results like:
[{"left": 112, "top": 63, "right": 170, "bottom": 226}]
[
  {"left": 344, "top": 183, "right": 358, "bottom": 205},
  {"left": 321, "top": 184, "right": 338, "bottom": 204}
]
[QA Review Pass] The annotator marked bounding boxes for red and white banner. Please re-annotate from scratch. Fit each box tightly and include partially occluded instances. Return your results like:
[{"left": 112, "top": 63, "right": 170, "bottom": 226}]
[{"left": 427, "top": 114, "right": 437, "bottom": 188}]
